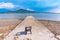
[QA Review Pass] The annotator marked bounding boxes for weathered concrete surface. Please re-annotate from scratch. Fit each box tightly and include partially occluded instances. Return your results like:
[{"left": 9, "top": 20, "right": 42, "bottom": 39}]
[
  {"left": 56, "top": 35, "right": 60, "bottom": 39},
  {"left": 39, "top": 20, "right": 60, "bottom": 35},
  {"left": 4, "top": 16, "right": 58, "bottom": 40}
]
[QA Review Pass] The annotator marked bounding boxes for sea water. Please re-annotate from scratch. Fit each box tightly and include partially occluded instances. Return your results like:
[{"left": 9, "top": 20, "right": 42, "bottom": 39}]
[{"left": 0, "top": 13, "right": 60, "bottom": 21}]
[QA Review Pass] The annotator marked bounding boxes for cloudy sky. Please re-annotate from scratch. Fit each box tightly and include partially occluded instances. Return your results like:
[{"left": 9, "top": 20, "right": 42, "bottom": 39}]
[{"left": 0, "top": 0, "right": 60, "bottom": 13}]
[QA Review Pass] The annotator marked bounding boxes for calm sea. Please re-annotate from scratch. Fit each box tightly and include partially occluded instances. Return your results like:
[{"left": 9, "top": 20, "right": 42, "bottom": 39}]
[{"left": 0, "top": 13, "right": 60, "bottom": 21}]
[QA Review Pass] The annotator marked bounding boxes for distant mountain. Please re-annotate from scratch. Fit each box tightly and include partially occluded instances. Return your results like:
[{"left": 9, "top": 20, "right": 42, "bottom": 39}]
[
  {"left": 0, "top": 8, "right": 57, "bottom": 13},
  {"left": 0, "top": 9, "right": 37, "bottom": 13},
  {"left": 9, "top": 9, "right": 37, "bottom": 13}
]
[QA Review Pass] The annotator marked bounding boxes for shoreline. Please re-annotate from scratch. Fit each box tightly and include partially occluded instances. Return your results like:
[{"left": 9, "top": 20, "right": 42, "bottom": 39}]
[{"left": 0, "top": 18, "right": 60, "bottom": 40}]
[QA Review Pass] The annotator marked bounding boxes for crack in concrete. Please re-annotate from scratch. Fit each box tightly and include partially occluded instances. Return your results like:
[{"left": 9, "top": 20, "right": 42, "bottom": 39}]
[{"left": 52, "top": 31, "right": 60, "bottom": 40}]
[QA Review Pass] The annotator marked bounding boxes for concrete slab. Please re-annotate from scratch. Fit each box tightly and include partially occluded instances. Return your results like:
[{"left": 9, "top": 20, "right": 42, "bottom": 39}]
[{"left": 4, "top": 16, "right": 58, "bottom": 40}]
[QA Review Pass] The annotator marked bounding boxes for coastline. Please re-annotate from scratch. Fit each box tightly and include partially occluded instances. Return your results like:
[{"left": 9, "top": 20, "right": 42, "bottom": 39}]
[{"left": 0, "top": 18, "right": 60, "bottom": 40}]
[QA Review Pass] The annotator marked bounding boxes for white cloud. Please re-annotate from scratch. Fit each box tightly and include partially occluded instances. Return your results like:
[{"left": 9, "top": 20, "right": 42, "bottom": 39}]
[
  {"left": 44, "top": 0, "right": 60, "bottom": 13},
  {"left": 0, "top": 2, "right": 17, "bottom": 9},
  {"left": 47, "top": 6, "right": 60, "bottom": 13},
  {"left": 26, "top": 8, "right": 34, "bottom": 11}
]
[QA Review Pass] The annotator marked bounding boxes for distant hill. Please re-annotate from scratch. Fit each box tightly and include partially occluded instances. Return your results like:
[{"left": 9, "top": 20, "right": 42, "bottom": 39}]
[
  {"left": 0, "top": 9, "right": 37, "bottom": 13},
  {"left": 9, "top": 9, "right": 37, "bottom": 13},
  {"left": 1, "top": 9, "right": 56, "bottom": 13},
  {"left": 2, "top": 9, "right": 37, "bottom": 13}
]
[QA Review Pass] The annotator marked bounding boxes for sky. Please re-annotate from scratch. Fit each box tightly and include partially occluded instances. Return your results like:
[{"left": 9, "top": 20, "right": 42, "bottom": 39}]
[{"left": 0, "top": 0, "right": 60, "bottom": 13}]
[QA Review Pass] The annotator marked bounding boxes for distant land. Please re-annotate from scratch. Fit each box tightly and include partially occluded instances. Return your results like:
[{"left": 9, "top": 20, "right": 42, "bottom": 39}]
[
  {"left": 0, "top": 8, "right": 58, "bottom": 14},
  {"left": 0, "top": 9, "right": 37, "bottom": 13},
  {"left": 11, "top": 9, "right": 37, "bottom": 13}
]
